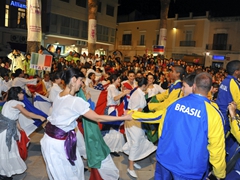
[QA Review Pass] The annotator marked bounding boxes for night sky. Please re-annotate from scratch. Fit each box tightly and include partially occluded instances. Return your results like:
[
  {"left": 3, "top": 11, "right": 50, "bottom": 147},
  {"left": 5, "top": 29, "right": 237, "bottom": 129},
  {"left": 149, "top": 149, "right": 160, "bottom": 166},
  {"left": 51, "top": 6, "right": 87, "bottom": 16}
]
[{"left": 118, "top": 0, "right": 240, "bottom": 19}]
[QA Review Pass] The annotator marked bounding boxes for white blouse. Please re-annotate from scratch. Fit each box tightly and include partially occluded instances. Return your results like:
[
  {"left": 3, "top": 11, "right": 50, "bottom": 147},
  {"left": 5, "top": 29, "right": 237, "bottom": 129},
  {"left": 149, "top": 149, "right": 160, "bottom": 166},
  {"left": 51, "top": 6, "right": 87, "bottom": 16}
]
[{"left": 128, "top": 88, "right": 146, "bottom": 110}]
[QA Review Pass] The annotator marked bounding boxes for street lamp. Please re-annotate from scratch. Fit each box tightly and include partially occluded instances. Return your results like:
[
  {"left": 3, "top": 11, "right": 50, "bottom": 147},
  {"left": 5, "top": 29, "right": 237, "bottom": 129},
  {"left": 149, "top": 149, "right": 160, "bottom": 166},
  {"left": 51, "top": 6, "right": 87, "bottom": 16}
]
[{"left": 204, "top": 51, "right": 210, "bottom": 67}]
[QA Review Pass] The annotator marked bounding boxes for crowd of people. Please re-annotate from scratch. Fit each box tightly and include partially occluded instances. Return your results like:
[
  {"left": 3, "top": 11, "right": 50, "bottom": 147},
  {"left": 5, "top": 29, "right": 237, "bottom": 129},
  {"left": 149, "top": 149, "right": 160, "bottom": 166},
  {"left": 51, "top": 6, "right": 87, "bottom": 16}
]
[{"left": 0, "top": 48, "right": 240, "bottom": 180}]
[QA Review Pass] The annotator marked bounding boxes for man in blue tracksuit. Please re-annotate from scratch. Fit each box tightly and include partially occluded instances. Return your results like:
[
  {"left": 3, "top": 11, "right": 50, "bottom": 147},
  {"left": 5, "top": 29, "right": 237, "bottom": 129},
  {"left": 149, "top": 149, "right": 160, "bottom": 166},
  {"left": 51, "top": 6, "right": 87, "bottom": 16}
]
[
  {"left": 155, "top": 72, "right": 226, "bottom": 180},
  {"left": 216, "top": 60, "right": 240, "bottom": 134}
]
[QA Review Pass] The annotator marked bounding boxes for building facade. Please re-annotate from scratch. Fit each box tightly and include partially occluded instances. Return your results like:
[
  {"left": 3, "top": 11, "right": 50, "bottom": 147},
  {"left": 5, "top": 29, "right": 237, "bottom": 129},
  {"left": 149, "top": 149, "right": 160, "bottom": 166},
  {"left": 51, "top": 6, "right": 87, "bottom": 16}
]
[
  {"left": 115, "top": 12, "right": 240, "bottom": 68},
  {"left": 0, "top": 0, "right": 119, "bottom": 56}
]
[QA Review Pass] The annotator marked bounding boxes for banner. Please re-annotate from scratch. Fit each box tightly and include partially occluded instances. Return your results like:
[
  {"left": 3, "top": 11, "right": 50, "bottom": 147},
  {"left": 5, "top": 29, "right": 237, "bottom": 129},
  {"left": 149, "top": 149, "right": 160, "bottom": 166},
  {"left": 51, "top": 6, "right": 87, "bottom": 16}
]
[
  {"left": 88, "top": 19, "right": 97, "bottom": 44},
  {"left": 30, "top": 52, "right": 52, "bottom": 71},
  {"left": 27, "top": 0, "right": 42, "bottom": 42}
]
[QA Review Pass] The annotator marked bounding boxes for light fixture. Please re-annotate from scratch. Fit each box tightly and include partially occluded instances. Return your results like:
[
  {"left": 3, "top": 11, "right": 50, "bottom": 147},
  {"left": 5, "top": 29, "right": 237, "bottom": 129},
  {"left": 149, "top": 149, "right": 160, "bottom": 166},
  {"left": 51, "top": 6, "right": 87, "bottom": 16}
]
[
  {"left": 206, "top": 52, "right": 210, "bottom": 56},
  {"left": 55, "top": 41, "right": 59, "bottom": 45}
]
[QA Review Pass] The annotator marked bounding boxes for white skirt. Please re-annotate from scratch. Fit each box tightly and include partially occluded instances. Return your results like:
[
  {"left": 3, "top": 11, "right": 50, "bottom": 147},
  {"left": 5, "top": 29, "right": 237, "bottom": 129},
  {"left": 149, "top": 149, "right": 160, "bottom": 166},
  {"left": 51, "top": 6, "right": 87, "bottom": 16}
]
[
  {"left": 40, "top": 133, "right": 84, "bottom": 180},
  {"left": 123, "top": 126, "right": 157, "bottom": 161},
  {"left": 98, "top": 154, "right": 119, "bottom": 180},
  {"left": 103, "top": 128, "right": 125, "bottom": 152},
  {"left": 0, "top": 130, "right": 27, "bottom": 177}
]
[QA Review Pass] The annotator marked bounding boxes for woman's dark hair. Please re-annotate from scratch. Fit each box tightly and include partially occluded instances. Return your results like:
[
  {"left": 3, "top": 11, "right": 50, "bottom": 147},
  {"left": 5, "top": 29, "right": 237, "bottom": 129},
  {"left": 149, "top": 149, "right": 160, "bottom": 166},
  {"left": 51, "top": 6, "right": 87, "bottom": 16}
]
[
  {"left": 51, "top": 71, "right": 62, "bottom": 82},
  {"left": 88, "top": 72, "right": 95, "bottom": 79},
  {"left": 136, "top": 77, "right": 147, "bottom": 87},
  {"left": 109, "top": 74, "right": 119, "bottom": 83},
  {"left": 7, "top": 87, "right": 22, "bottom": 101},
  {"left": 14, "top": 68, "right": 23, "bottom": 77},
  {"left": 60, "top": 68, "right": 84, "bottom": 85}
]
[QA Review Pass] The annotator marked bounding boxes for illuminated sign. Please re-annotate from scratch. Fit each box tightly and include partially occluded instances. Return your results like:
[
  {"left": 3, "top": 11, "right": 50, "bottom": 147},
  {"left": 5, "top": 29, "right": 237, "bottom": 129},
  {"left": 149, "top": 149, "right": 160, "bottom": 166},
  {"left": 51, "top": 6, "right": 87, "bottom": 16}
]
[
  {"left": 212, "top": 55, "right": 225, "bottom": 60},
  {"left": 10, "top": 1, "right": 27, "bottom": 9}
]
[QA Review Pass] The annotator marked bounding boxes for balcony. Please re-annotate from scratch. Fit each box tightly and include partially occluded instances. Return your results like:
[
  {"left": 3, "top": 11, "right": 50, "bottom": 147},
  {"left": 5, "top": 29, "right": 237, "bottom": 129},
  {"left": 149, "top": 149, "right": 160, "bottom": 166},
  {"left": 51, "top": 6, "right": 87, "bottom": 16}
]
[
  {"left": 206, "top": 44, "right": 232, "bottom": 51},
  {"left": 180, "top": 41, "right": 196, "bottom": 47}
]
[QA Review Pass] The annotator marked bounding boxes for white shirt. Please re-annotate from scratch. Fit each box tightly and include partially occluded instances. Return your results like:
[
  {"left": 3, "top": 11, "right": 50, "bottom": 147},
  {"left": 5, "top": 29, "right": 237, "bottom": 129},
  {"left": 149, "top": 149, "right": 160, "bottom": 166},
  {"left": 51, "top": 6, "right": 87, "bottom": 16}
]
[
  {"left": 147, "top": 84, "right": 165, "bottom": 98},
  {"left": 11, "top": 77, "right": 37, "bottom": 89},
  {"left": 0, "top": 78, "right": 8, "bottom": 97},
  {"left": 43, "top": 79, "right": 53, "bottom": 92},
  {"left": 48, "top": 94, "right": 90, "bottom": 132},
  {"left": 48, "top": 83, "right": 62, "bottom": 102},
  {"left": 107, "top": 84, "right": 121, "bottom": 106},
  {"left": 2, "top": 100, "right": 25, "bottom": 120},
  {"left": 128, "top": 88, "right": 146, "bottom": 110}
]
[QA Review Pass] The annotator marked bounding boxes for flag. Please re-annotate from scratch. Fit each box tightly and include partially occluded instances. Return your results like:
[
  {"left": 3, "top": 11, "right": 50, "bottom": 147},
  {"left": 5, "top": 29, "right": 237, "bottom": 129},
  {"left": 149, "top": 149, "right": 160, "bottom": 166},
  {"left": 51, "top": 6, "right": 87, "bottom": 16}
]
[
  {"left": 33, "top": 92, "right": 52, "bottom": 116},
  {"left": 30, "top": 52, "right": 52, "bottom": 71},
  {"left": 153, "top": 45, "right": 164, "bottom": 53},
  {"left": 27, "top": 80, "right": 48, "bottom": 96},
  {"left": 77, "top": 89, "right": 110, "bottom": 180},
  {"left": 19, "top": 93, "right": 48, "bottom": 136}
]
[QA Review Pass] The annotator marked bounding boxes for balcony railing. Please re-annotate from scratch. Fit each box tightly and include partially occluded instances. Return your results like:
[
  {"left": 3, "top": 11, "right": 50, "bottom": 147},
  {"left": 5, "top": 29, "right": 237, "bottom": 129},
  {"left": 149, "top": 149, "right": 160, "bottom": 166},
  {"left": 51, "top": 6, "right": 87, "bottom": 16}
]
[
  {"left": 119, "top": 41, "right": 132, "bottom": 46},
  {"left": 180, "top": 41, "right": 196, "bottom": 47},
  {"left": 206, "top": 44, "right": 232, "bottom": 51}
]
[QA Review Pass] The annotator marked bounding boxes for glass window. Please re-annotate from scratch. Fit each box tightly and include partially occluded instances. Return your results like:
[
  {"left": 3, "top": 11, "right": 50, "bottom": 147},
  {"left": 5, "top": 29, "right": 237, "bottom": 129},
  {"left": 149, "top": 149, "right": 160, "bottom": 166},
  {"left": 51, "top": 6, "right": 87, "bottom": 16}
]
[
  {"left": 122, "top": 34, "right": 132, "bottom": 45},
  {"left": 5, "top": 5, "right": 9, "bottom": 27},
  {"left": 140, "top": 35, "right": 145, "bottom": 45},
  {"left": 61, "top": 16, "right": 70, "bottom": 27},
  {"left": 98, "top": 2, "right": 102, "bottom": 13},
  {"left": 76, "top": 0, "right": 87, "bottom": 7},
  {"left": 185, "top": 30, "right": 192, "bottom": 41},
  {"left": 17, "top": 8, "right": 26, "bottom": 29},
  {"left": 106, "top": 5, "right": 114, "bottom": 16}
]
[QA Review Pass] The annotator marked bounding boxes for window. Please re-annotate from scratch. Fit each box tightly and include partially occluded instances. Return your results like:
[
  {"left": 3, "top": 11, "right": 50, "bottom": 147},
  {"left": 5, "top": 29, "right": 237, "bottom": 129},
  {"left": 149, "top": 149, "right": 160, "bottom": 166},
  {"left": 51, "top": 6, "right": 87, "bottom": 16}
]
[
  {"left": 81, "top": 21, "right": 88, "bottom": 39},
  {"left": 106, "top": 5, "right": 114, "bottom": 16},
  {"left": 122, "top": 34, "right": 132, "bottom": 45},
  {"left": 97, "top": 25, "right": 109, "bottom": 42},
  {"left": 213, "top": 34, "right": 228, "bottom": 50},
  {"left": 98, "top": 2, "right": 102, "bottom": 13},
  {"left": 156, "top": 34, "right": 159, "bottom": 45},
  {"left": 110, "top": 28, "right": 115, "bottom": 43},
  {"left": 5, "top": 5, "right": 9, "bottom": 27},
  {"left": 185, "top": 30, "right": 192, "bottom": 41},
  {"left": 139, "top": 35, "right": 145, "bottom": 45},
  {"left": 17, "top": 8, "right": 26, "bottom": 28},
  {"left": 76, "top": 0, "right": 86, "bottom": 7}
]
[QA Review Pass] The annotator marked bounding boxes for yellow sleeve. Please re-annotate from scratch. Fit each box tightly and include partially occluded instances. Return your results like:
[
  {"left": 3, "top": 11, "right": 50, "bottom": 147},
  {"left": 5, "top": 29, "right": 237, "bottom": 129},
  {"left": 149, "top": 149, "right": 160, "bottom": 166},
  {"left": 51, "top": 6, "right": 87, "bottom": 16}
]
[
  {"left": 230, "top": 79, "right": 240, "bottom": 111},
  {"left": 149, "top": 89, "right": 182, "bottom": 111},
  {"left": 230, "top": 116, "right": 240, "bottom": 143},
  {"left": 206, "top": 103, "right": 226, "bottom": 179},
  {"left": 157, "top": 108, "right": 167, "bottom": 138},
  {"left": 155, "top": 89, "right": 169, "bottom": 102},
  {"left": 130, "top": 110, "right": 164, "bottom": 124}
]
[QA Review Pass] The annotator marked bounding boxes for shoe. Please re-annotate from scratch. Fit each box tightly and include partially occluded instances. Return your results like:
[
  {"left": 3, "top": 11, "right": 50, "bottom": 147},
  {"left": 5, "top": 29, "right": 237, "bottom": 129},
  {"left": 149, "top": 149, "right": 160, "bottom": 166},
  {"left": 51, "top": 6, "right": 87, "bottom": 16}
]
[
  {"left": 110, "top": 152, "right": 120, "bottom": 157},
  {"left": 134, "top": 163, "right": 141, "bottom": 169},
  {"left": 127, "top": 168, "right": 137, "bottom": 178}
]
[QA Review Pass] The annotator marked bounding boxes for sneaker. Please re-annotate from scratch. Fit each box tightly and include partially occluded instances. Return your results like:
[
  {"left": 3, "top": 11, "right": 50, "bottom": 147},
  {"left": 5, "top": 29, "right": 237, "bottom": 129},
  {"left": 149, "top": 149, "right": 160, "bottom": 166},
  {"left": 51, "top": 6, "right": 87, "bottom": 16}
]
[
  {"left": 127, "top": 168, "right": 137, "bottom": 178},
  {"left": 134, "top": 163, "right": 141, "bottom": 169}
]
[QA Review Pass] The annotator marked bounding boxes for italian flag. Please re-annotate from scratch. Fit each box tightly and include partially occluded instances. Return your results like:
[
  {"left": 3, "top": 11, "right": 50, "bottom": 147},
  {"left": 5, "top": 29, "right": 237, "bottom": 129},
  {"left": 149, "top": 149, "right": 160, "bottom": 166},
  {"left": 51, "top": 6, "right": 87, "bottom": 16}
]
[{"left": 30, "top": 52, "right": 52, "bottom": 71}]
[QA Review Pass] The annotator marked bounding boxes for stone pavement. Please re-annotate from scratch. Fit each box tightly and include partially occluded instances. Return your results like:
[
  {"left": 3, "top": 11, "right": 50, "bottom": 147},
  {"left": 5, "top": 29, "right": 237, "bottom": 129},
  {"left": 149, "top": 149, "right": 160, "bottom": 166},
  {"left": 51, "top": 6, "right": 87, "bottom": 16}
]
[{"left": 12, "top": 127, "right": 156, "bottom": 180}]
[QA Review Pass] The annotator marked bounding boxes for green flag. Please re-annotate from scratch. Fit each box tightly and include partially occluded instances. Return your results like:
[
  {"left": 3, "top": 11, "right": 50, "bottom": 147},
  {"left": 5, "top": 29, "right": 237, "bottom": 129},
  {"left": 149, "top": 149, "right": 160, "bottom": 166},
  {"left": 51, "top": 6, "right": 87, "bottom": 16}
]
[{"left": 77, "top": 89, "right": 110, "bottom": 168}]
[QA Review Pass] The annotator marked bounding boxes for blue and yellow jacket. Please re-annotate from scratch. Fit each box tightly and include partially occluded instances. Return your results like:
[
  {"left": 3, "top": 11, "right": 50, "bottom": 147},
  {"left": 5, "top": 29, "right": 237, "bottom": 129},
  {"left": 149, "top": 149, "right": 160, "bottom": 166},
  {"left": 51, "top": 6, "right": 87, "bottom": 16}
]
[
  {"left": 216, "top": 75, "right": 240, "bottom": 132},
  {"left": 148, "top": 80, "right": 182, "bottom": 111},
  {"left": 131, "top": 94, "right": 226, "bottom": 179}
]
